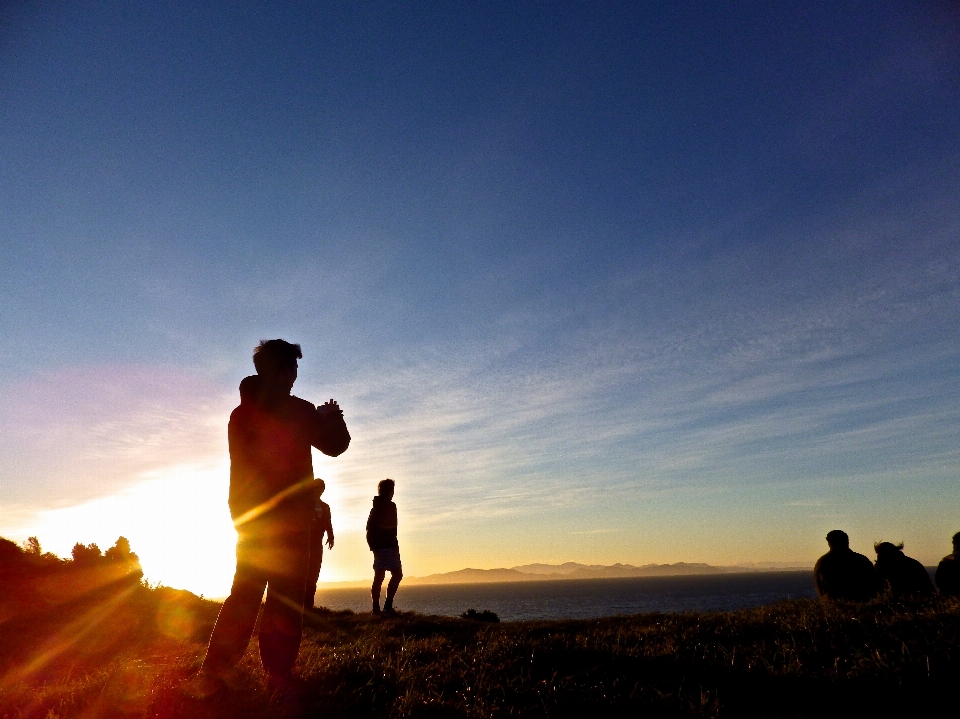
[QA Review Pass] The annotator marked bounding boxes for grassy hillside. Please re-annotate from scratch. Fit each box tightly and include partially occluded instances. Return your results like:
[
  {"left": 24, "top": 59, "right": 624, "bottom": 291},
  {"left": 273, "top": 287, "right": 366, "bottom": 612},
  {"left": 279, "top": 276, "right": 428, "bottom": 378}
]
[{"left": 1, "top": 572, "right": 959, "bottom": 718}]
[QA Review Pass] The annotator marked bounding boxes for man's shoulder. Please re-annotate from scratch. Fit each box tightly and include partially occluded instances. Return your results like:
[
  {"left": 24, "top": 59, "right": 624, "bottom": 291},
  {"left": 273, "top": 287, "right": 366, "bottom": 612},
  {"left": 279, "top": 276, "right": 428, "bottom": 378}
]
[
  {"left": 229, "top": 403, "right": 254, "bottom": 424},
  {"left": 288, "top": 394, "right": 315, "bottom": 409}
]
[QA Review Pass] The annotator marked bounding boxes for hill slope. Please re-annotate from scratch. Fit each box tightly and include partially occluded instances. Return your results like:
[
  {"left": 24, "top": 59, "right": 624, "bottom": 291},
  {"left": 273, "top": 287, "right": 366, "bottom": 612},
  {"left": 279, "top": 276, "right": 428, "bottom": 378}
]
[{"left": 2, "top": 577, "right": 959, "bottom": 718}]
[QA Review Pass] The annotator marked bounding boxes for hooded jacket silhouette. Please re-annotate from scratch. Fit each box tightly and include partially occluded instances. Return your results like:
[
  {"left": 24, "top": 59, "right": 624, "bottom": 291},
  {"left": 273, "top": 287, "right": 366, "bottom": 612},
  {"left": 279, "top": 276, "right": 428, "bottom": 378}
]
[
  {"left": 229, "top": 375, "right": 350, "bottom": 523},
  {"left": 366, "top": 495, "right": 399, "bottom": 551},
  {"left": 200, "top": 373, "right": 350, "bottom": 681}
]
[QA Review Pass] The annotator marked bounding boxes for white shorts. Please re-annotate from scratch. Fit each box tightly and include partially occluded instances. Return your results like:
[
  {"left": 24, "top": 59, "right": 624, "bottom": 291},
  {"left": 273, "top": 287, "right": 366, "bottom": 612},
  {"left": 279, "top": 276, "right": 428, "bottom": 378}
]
[{"left": 373, "top": 548, "right": 402, "bottom": 573}]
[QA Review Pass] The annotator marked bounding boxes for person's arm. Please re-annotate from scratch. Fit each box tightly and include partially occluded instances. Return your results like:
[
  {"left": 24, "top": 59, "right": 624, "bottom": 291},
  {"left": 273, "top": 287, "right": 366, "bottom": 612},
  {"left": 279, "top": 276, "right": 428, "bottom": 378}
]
[
  {"left": 310, "top": 400, "right": 351, "bottom": 457},
  {"left": 323, "top": 504, "right": 335, "bottom": 549},
  {"left": 365, "top": 506, "right": 376, "bottom": 549}
]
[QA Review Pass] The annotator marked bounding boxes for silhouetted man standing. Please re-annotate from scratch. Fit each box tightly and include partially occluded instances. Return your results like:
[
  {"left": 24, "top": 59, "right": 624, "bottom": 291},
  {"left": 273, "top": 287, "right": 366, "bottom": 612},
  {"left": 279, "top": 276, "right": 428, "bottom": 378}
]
[
  {"left": 814, "top": 530, "right": 880, "bottom": 601},
  {"left": 189, "top": 340, "right": 350, "bottom": 697},
  {"left": 367, "top": 479, "right": 402, "bottom": 616},
  {"left": 935, "top": 532, "right": 960, "bottom": 596},
  {"left": 304, "top": 478, "right": 335, "bottom": 611}
]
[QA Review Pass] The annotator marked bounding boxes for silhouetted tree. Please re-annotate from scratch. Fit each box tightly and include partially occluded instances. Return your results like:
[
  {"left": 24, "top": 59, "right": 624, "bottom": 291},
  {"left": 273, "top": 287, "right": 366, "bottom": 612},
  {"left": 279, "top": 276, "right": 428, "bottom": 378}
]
[
  {"left": 104, "top": 536, "right": 142, "bottom": 574},
  {"left": 71, "top": 542, "right": 103, "bottom": 566},
  {"left": 104, "top": 537, "right": 127, "bottom": 560},
  {"left": 23, "top": 536, "right": 42, "bottom": 556}
]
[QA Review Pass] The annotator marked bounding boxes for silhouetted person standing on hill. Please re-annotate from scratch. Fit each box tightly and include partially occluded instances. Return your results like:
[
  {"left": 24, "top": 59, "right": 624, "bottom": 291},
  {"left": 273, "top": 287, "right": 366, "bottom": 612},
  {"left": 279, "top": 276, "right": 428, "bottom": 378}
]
[
  {"left": 935, "top": 532, "right": 960, "bottom": 596},
  {"left": 188, "top": 340, "right": 350, "bottom": 698},
  {"left": 304, "top": 478, "right": 334, "bottom": 611},
  {"left": 367, "top": 479, "right": 402, "bottom": 616},
  {"left": 813, "top": 530, "right": 880, "bottom": 601},
  {"left": 874, "top": 541, "right": 933, "bottom": 598}
]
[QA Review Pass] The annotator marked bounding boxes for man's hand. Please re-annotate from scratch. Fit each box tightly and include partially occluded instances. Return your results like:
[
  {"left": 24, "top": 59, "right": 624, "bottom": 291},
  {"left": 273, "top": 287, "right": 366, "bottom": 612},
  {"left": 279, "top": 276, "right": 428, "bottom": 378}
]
[
  {"left": 312, "top": 398, "right": 350, "bottom": 457},
  {"left": 318, "top": 399, "right": 341, "bottom": 415},
  {"left": 326, "top": 536, "right": 335, "bottom": 550}
]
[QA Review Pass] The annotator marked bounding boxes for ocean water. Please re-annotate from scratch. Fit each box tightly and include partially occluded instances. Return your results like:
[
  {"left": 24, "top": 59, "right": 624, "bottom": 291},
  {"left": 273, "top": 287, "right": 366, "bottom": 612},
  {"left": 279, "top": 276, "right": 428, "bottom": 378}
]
[{"left": 315, "top": 571, "right": 818, "bottom": 621}]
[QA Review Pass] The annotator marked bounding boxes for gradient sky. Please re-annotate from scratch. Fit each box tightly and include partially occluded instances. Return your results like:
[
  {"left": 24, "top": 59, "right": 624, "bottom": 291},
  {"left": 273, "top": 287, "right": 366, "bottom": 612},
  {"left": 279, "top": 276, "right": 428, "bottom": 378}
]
[{"left": 2, "top": 1, "right": 959, "bottom": 595}]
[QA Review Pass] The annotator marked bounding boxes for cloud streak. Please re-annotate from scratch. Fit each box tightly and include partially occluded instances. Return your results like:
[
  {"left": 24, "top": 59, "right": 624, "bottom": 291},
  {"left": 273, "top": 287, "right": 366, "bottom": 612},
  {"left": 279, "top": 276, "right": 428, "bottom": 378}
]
[
  {"left": 0, "top": 365, "right": 233, "bottom": 511},
  {"left": 305, "top": 200, "right": 960, "bottom": 541}
]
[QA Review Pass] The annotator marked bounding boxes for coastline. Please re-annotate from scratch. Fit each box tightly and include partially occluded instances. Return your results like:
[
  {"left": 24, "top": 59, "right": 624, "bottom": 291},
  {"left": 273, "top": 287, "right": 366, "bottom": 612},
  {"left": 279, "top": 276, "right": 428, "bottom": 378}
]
[{"left": 317, "top": 562, "right": 816, "bottom": 590}]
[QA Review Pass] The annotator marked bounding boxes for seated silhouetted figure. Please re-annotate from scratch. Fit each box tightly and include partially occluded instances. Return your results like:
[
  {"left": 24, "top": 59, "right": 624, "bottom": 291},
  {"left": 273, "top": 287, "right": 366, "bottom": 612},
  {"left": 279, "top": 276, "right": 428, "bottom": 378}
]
[
  {"left": 814, "top": 530, "right": 880, "bottom": 601},
  {"left": 874, "top": 541, "right": 933, "bottom": 598},
  {"left": 935, "top": 532, "right": 960, "bottom": 596}
]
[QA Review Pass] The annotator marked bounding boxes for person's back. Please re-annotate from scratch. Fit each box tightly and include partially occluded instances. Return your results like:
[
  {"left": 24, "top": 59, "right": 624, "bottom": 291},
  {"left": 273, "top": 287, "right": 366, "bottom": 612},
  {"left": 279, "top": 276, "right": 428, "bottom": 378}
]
[
  {"left": 366, "top": 496, "right": 399, "bottom": 552},
  {"left": 367, "top": 479, "right": 402, "bottom": 615},
  {"left": 935, "top": 532, "right": 960, "bottom": 596},
  {"left": 814, "top": 530, "right": 879, "bottom": 601},
  {"left": 875, "top": 542, "right": 933, "bottom": 598}
]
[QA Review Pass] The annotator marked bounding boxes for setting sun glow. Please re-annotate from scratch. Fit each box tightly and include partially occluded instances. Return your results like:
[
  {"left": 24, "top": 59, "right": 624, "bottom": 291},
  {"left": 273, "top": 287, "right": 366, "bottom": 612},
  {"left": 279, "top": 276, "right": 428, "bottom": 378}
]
[{"left": 20, "top": 464, "right": 239, "bottom": 598}]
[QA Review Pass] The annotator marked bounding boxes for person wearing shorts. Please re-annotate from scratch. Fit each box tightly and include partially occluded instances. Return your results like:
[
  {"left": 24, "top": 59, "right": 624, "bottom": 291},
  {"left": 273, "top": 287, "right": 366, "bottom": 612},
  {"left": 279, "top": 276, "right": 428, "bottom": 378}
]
[{"left": 366, "top": 479, "right": 402, "bottom": 615}]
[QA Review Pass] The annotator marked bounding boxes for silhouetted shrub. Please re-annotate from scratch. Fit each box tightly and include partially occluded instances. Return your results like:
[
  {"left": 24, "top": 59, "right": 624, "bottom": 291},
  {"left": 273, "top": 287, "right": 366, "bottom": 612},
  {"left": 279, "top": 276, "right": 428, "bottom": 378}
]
[
  {"left": 0, "top": 537, "right": 25, "bottom": 565},
  {"left": 71, "top": 542, "right": 103, "bottom": 565},
  {"left": 461, "top": 608, "right": 500, "bottom": 622},
  {"left": 104, "top": 536, "right": 142, "bottom": 573}
]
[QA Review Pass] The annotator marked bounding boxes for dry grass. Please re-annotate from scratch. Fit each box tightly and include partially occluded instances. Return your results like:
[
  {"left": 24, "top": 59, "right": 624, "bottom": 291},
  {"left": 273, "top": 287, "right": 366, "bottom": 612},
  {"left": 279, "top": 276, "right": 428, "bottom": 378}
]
[{"left": 1, "top": 582, "right": 958, "bottom": 718}]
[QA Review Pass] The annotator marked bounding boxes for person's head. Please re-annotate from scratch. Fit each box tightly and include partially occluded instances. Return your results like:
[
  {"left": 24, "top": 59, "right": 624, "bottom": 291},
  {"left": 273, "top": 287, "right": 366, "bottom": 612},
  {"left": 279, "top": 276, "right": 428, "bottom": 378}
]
[
  {"left": 826, "top": 530, "right": 849, "bottom": 550},
  {"left": 378, "top": 478, "right": 395, "bottom": 500},
  {"left": 874, "top": 541, "right": 904, "bottom": 559},
  {"left": 239, "top": 375, "right": 262, "bottom": 404},
  {"left": 952, "top": 531, "right": 960, "bottom": 553},
  {"left": 252, "top": 339, "right": 302, "bottom": 393},
  {"left": 313, "top": 478, "right": 326, "bottom": 498}
]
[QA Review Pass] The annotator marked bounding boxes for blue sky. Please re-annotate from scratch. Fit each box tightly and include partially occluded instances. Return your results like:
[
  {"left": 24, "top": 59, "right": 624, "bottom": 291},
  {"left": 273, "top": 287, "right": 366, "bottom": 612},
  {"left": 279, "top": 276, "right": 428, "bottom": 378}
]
[{"left": 1, "top": 1, "right": 958, "bottom": 591}]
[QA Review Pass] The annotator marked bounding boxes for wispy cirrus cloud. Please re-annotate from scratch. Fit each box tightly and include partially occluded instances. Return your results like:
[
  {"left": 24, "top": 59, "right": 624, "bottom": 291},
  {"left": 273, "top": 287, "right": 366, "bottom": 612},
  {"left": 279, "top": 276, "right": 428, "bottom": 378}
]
[
  {"left": 0, "top": 366, "right": 233, "bottom": 512},
  {"left": 305, "top": 208, "right": 960, "bottom": 540}
]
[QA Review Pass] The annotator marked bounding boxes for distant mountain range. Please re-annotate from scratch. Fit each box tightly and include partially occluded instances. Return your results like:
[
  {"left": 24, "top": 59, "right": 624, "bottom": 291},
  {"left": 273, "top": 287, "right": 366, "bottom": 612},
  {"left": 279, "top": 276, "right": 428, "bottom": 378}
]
[{"left": 402, "top": 561, "right": 811, "bottom": 586}]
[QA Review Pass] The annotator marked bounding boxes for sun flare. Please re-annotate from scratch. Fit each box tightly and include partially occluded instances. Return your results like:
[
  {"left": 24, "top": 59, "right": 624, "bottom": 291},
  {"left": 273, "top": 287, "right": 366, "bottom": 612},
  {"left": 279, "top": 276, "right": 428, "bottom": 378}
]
[{"left": 19, "top": 464, "right": 239, "bottom": 598}]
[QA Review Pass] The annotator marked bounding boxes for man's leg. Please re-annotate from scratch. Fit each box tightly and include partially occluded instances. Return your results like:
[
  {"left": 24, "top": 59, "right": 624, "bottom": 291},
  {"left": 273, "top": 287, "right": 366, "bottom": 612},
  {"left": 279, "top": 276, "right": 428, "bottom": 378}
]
[
  {"left": 258, "top": 535, "right": 309, "bottom": 679},
  {"left": 383, "top": 568, "right": 402, "bottom": 611},
  {"left": 371, "top": 569, "right": 385, "bottom": 614},
  {"left": 200, "top": 558, "right": 267, "bottom": 675}
]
